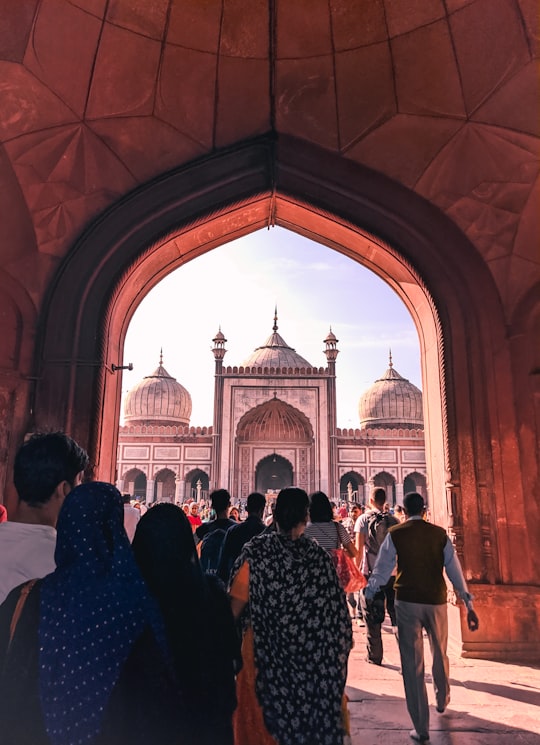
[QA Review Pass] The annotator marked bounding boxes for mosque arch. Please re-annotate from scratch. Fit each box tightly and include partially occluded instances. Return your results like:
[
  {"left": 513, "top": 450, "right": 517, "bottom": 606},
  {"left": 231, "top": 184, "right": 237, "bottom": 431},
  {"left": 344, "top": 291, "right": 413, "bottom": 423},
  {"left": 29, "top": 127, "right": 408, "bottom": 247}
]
[
  {"left": 403, "top": 472, "right": 428, "bottom": 502},
  {"left": 31, "top": 136, "right": 529, "bottom": 659},
  {"left": 121, "top": 467, "right": 147, "bottom": 500},
  {"left": 372, "top": 471, "right": 397, "bottom": 506},
  {"left": 184, "top": 468, "right": 209, "bottom": 503},
  {"left": 255, "top": 454, "right": 294, "bottom": 494},
  {"left": 339, "top": 471, "right": 365, "bottom": 504},
  {"left": 237, "top": 398, "right": 313, "bottom": 443},
  {"left": 153, "top": 467, "right": 176, "bottom": 503}
]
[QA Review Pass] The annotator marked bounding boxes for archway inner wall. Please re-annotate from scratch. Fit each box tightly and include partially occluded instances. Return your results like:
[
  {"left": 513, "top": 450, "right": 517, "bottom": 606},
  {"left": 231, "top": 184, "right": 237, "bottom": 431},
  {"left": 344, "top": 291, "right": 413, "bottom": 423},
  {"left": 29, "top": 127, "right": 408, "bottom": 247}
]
[{"left": 30, "top": 137, "right": 538, "bottom": 661}]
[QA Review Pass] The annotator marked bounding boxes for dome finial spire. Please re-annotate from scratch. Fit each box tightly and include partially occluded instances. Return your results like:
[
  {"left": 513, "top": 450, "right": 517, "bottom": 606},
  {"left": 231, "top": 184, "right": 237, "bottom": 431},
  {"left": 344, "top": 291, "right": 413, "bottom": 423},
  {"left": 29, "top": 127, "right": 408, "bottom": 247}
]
[
  {"left": 389, "top": 348, "right": 393, "bottom": 368},
  {"left": 273, "top": 305, "right": 278, "bottom": 333},
  {"left": 159, "top": 347, "right": 163, "bottom": 366}
]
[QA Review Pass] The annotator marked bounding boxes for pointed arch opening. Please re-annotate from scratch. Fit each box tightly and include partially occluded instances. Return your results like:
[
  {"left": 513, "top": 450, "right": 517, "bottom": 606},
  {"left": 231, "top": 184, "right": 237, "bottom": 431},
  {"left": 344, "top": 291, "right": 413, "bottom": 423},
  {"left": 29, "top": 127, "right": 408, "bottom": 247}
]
[
  {"left": 36, "top": 137, "right": 509, "bottom": 612},
  {"left": 339, "top": 471, "right": 366, "bottom": 505},
  {"left": 255, "top": 454, "right": 294, "bottom": 494}
]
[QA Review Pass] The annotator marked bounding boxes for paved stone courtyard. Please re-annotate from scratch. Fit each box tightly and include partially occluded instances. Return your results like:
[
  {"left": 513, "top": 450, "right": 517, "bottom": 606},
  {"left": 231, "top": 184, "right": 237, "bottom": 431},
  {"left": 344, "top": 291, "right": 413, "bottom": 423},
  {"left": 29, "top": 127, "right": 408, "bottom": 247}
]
[{"left": 346, "top": 608, "right": 540, "bottom": 745}]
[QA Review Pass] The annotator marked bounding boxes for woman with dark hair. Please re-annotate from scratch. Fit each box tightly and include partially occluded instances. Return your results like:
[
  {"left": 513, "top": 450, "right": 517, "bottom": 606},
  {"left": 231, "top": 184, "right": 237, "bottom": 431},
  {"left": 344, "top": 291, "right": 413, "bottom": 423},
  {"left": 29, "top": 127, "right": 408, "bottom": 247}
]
[
  {"left": 305, "top": 491, "right": 361, "bottom": 623},
  {"left": 132, "top": 503, "right": 240, "bottom": 745},
  {"left": 0, "top": 482, "right": 186, "bottom": 745},
  {"left": 229, "top": 487, "right": 353, "bottom": 745},
  {"left": 305, "top": 490, "right": 359, "bottom": 558}
]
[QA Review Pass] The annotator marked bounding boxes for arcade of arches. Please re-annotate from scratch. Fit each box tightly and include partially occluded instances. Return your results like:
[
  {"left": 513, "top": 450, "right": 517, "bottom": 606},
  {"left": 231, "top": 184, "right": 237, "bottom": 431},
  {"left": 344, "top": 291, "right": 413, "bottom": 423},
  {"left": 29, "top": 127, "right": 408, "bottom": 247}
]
[{"left": 0, "top": 2, "right": 538, "bottom": 662}]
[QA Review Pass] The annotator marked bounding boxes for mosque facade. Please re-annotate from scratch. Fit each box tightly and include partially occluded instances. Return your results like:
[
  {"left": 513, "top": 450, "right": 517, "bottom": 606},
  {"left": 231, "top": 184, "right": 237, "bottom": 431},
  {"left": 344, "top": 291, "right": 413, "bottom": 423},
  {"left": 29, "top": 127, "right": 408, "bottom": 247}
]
[{"left": 117, "top": 316, "right": 427, "bottom": 507}]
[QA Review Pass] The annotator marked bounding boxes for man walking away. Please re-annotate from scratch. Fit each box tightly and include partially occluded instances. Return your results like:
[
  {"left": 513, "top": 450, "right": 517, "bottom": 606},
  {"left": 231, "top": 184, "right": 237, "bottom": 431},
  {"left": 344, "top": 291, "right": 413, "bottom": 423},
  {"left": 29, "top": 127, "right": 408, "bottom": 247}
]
[
  {"left": 218, "top": 492, "right": 266, "bottom": 584},
  {"left": 196, "top": 489, "right": 237, "bottom": 576},
  {"left": 0, "top": 432, "right": 88, "bottom": 604},
  {"left": 365, "top": 492, "right": 479, "bottom": 743},
  {"left": 355, "top": 487, "right": 398, "bottom": 662}
]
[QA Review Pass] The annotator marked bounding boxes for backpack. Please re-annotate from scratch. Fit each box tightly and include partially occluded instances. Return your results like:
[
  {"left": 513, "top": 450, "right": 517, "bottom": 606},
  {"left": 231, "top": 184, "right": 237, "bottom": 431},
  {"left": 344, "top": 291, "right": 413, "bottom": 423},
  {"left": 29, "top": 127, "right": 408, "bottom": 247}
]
[
  {"left": 366, "top": 511, "right": 391, "bottom": 558},
  {"left": 199, "top": 528, "right": 227, "bottom": 575}
]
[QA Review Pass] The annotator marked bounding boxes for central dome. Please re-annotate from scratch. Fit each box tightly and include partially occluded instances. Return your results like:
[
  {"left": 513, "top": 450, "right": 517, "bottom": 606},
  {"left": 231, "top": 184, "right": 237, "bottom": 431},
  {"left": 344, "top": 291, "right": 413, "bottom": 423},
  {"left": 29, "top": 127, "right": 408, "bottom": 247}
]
[
  {"left": 124, "top": 354, "right": 192, "bottom": 426},
  {"left": 241, "top": 312, "right": 313, "bottom": 369}
]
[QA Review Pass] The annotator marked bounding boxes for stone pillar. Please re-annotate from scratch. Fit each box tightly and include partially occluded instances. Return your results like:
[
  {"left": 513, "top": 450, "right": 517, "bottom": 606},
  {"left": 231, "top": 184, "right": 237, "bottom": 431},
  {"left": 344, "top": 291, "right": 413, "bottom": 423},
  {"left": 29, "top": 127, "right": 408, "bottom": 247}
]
[
  {"left": 396, "top": 483, "right": 404, "bottom": 504},
  {"left": 175, "top": 475, "right": 183, "bottom": 503},
  {"left": 146, "top": 479, "right": 155, "bottom": 503}
]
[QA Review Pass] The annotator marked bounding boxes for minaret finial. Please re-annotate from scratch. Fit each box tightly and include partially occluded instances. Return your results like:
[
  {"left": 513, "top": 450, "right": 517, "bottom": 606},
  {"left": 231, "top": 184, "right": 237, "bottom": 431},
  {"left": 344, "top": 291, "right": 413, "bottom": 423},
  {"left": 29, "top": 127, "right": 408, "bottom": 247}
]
[
  {"left": 389, "top": 348, "right": 393, "bottom": 368},
  {"left": 273, "top": 305, "right": 278, "bottom": 333},
  {"left": 159, "top": 347, "right": 163, "bottom": 366}
]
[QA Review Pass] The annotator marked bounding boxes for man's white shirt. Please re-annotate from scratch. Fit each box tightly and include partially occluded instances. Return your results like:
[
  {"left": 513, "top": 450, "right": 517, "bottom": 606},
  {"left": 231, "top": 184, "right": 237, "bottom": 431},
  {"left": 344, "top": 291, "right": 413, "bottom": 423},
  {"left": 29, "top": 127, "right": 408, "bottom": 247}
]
[{"left": 0, "top": 522, "right": 57, "bottom": 604}]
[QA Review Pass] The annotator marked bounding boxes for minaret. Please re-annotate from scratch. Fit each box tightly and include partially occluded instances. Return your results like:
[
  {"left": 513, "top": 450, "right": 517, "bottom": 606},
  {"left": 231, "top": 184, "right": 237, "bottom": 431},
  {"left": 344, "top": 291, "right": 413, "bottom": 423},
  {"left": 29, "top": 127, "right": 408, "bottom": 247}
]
[
  {"left": 211, "top": 328, "right": 227, "bottom": 490},
  {"left": 324, "top": 328, "right": 339, "bottom": 501}
]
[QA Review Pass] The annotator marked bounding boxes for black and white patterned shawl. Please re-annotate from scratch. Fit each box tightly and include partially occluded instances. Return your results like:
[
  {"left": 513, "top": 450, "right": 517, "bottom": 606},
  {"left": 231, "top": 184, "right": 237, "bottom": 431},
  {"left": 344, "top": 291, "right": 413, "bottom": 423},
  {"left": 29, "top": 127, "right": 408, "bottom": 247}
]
[{"left": 232, "top": 532, "right": 353, "bottom": 745}]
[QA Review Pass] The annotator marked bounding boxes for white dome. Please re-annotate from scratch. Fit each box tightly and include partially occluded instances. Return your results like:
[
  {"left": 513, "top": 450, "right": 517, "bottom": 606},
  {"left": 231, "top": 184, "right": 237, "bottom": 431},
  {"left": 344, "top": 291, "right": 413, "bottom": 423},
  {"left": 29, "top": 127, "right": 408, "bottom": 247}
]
[
  {"left": 359, "top": 362, "right": 423, "bottom": 429},
  {"left": 124, "top": 360, "right": 192, "bottom": 426}
]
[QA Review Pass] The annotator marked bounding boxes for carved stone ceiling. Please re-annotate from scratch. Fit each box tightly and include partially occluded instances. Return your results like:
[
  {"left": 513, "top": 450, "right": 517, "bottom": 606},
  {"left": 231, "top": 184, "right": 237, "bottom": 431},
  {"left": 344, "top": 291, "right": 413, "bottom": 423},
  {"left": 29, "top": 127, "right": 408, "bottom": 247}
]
[{"left": 0, "top": 0, "right": 538, "bottom": 312}]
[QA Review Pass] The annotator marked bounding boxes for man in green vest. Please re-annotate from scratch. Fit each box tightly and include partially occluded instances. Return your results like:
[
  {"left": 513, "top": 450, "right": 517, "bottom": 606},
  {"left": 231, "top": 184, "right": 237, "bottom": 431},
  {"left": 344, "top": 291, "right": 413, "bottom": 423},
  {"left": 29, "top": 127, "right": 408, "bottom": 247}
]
[{"left": 365, "top": 492, "right": 479, "bottom": 744}]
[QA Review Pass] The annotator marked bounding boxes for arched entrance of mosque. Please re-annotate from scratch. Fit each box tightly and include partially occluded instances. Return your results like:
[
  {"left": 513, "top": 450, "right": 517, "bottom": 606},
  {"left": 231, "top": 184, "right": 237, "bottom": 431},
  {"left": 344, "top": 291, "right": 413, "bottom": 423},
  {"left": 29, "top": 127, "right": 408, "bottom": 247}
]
[
  {"left": 403, "top": 472, "right": 428, "bottom": 502},
  {"left": 121, "top": 467, "right": 147, "bottom": 500},
  {"left": 35, "top": 137, "right": 524, "bottom": 658},
  {"left": 153, "top": 468, "right": 176, "bottom": 503},
  {"left": 235, "top": 397, "right": 314, "bottom": 498},
  {"left": 339, "top": 472, "right": 366, "bottom": 505},
  {"left": 255, "top": 454, "right": 294, "bottom": 494},
  {"left": 372, "top": 472, "right": 397, "bottom": 507},
  {"left": 185, "top": 469, "right": 209, "bottom": 503}
]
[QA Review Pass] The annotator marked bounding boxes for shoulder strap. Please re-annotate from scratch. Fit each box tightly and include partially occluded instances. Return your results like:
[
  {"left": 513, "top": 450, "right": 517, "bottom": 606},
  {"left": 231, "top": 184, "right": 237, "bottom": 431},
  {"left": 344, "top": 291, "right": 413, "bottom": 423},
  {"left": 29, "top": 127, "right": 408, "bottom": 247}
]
[{"left": 9, "top": 579, "right": 38, "bottom": 647}]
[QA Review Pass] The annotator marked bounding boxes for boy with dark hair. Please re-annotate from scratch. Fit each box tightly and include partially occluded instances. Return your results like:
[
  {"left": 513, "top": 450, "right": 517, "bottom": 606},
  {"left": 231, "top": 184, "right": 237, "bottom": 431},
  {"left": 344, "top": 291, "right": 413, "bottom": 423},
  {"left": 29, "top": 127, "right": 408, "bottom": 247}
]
[{"left": 0, "top": 432, "right": 89, "bottom": 603}]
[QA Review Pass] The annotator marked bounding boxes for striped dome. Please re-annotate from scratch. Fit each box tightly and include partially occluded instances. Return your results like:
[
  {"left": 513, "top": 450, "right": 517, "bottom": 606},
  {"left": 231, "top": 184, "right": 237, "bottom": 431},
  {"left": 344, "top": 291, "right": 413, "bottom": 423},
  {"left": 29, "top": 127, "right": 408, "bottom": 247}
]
[
  {"left": 359, "top": 360, "right": 423, "bottom": 429},
  {"left": 124, "top": 358, "right": 191, "bottom": 426}
]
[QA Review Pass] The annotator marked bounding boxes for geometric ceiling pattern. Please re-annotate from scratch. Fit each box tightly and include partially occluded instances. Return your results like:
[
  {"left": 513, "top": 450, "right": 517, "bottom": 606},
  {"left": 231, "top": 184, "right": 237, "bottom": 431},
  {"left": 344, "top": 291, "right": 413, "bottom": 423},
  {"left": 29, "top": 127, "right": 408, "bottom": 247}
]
[{"left": 0, "top": 0, "right": 538, "bottom": 314}]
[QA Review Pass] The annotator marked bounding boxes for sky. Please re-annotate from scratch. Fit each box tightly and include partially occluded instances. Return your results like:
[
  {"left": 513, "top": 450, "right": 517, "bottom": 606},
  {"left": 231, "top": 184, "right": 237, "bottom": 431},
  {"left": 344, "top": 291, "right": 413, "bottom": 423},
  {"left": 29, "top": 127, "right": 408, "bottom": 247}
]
[{"left": 121, "top": 227, "right": 421, "bottom": 429}]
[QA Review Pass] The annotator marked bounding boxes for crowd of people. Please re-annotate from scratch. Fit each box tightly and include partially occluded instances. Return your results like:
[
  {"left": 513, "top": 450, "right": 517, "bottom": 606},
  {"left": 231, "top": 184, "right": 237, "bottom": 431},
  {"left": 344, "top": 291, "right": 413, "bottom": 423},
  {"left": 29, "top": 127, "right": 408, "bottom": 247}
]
[{"left": 0, "top": 431, "right": 478, "bottom": 745}]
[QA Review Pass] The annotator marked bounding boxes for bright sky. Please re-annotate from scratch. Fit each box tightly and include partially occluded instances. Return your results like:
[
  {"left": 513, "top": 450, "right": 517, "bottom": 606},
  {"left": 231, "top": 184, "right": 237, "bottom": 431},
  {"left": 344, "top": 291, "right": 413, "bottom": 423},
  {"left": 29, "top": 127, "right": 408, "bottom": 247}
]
[{"left": 121, "top": 227, "right": 421, "bottom": 429}]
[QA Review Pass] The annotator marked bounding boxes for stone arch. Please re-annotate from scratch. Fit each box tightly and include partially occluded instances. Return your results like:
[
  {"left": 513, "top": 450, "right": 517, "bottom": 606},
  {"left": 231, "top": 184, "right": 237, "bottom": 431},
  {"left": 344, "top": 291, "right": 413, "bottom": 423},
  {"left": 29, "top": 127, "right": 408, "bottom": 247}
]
[
  {"left": 339, "top": 471, "right": 365, "bottom": 504},
  {"left": 237, "top": 398, "right": 313, "bottom": 443},
  {"left": 372, "top": 471, "right": 397, "bottom": 506},
  {"left": 121, "top": 467, "right": 147, "bottom": 500},
  {"left": 255, "top": 453, "right": 294, "bottom": 494},
  {"left": 184, "top": 468, "right": 209, "bottom": 503},
  {"left": 153, "top": 467, "right": 176, "bottom": 503},
  {"left": 32, "top": 136, "right": 529, "bottom": 658},
  {"left": 403, "top": 472, "right": 428, "bottom": 503}
]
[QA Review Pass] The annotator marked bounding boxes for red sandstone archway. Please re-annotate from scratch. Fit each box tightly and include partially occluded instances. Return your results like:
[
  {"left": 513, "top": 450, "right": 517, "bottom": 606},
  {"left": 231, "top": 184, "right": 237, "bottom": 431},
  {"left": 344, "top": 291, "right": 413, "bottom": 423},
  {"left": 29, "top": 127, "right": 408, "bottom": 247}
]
[{"left": 32, "top": 137, "right": 529, "bottom": 658}]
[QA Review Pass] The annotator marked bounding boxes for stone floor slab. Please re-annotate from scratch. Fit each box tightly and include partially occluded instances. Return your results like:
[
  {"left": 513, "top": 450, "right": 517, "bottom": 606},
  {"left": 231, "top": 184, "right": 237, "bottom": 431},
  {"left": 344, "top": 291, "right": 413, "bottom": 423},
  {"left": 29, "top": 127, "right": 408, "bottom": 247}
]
[{"left": 347, "top": 609, "right": 540, "bottom": 745}]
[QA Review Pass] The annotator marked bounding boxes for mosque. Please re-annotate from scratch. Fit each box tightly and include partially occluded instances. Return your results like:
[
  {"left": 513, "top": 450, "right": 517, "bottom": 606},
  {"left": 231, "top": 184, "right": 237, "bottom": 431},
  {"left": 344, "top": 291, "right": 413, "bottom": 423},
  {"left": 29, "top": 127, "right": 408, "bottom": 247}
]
[{"left": 117, "top": 314, "right": 427, "bottom": 508}]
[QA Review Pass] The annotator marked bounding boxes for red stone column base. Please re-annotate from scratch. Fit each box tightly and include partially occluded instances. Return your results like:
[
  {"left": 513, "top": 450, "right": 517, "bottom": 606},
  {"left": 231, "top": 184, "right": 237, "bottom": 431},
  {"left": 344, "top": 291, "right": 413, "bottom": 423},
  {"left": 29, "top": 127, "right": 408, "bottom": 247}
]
[{"left": 455, "top": 584, "right": 540, "bottom": 662}]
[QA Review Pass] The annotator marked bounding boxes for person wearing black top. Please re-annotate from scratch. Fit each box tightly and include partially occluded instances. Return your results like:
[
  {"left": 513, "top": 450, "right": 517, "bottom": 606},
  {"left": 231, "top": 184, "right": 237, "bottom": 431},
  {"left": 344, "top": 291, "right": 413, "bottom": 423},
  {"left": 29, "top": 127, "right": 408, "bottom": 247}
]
[
  {"left": 133, "top": 503, "right": 241, "bottom": 745},
  {"left": 218, "top": 492, "right": 267, "bottom": 584}
]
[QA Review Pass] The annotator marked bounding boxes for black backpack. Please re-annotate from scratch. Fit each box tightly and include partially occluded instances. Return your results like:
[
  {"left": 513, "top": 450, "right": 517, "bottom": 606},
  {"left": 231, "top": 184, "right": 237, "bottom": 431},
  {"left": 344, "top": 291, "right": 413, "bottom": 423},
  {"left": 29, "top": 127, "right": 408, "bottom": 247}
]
[{"left": 200, "top": 528, "right": 227, "bottom": 575}]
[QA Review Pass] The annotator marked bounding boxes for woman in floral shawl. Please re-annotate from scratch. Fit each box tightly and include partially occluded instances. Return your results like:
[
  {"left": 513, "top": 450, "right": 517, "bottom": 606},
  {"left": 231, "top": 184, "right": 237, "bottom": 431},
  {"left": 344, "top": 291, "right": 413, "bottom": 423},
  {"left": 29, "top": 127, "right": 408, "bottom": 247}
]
[{"left": 229, "top": 487, "right": 353, "bottom": 745}]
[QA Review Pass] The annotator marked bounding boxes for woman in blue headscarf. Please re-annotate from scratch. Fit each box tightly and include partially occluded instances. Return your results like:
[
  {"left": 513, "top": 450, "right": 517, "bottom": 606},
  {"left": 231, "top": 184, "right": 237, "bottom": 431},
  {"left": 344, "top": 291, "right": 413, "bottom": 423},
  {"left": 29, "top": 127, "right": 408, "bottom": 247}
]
[{"left": 0, "top": 481, "right": 188, "bottom": 745}]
